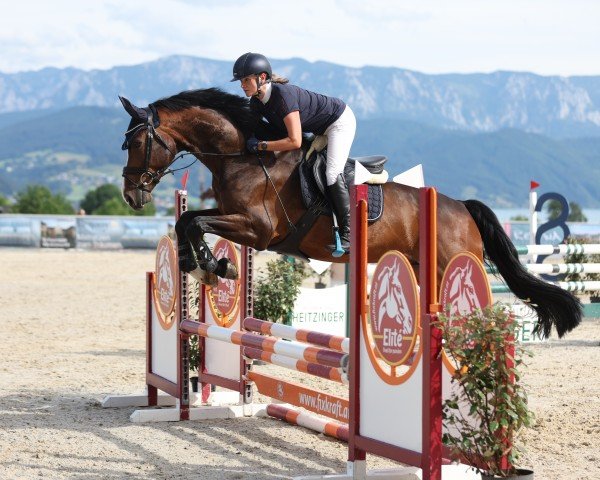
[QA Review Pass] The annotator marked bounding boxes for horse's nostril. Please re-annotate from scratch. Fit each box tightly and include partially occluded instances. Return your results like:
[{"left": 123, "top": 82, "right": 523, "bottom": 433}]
[{"left": 123, "top": 191, "right": 136, "bottom": 208}]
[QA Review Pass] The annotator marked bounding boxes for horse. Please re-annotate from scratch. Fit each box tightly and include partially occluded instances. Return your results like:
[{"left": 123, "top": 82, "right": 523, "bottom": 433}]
[{"left": 118, "top": 88, "right": 581, "bottom": 338}]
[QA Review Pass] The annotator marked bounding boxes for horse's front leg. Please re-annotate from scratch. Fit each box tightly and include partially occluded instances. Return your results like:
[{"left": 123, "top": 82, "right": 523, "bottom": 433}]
[
  {"left": 183, "top": 211, "right": 265, "bottom": 282},
  {"left": 175, "top": 209, "right": 220, "bottom": 275}
]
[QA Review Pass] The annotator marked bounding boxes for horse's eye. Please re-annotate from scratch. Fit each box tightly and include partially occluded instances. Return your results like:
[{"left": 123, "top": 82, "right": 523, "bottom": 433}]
[{"left": 132, "top": 140, "right": 142, "bottom": 149}]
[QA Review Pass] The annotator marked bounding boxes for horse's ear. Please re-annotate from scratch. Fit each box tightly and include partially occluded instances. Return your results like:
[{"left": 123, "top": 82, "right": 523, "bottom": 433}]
[{"left": 119, "top": 95, "right": 147, "bottom": 122}]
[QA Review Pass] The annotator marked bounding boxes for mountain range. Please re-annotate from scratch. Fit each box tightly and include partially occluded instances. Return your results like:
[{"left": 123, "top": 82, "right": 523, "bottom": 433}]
[{"left": 0, "top": 55, "right": 598, "bottom": 209}]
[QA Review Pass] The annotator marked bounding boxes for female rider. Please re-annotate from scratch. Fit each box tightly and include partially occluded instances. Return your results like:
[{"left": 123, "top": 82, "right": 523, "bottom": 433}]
[{"left": 231, "top": 52, "right": 356, "bottom": 254}]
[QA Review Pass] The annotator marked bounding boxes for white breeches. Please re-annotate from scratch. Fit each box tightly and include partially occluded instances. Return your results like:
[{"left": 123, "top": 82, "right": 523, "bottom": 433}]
[{"left": 324, "top": 106, "right": 356, "bottom": 186}]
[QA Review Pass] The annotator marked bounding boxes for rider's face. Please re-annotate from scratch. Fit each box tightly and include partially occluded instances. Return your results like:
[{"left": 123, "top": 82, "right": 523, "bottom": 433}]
[
  {"left": 240, "top": 76, "right": 257, "bottom": 96},
  {"left": 240, "top": 74, "right": 266, "bottom": 97}
]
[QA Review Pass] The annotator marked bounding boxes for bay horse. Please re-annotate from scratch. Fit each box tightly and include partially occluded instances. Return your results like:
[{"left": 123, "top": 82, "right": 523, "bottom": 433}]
[{"left": 119, "top": 88, "right": 581, "bottom": 338}]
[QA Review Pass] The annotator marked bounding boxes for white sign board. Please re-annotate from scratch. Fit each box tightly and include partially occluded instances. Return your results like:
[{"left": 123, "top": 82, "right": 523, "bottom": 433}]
[{"left": 291, "top": 285, "right": 347, "bottom": 337}]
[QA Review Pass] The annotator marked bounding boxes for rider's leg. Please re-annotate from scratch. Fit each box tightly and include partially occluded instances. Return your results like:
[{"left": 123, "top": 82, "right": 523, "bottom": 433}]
[{"left": 324, "top": 106, "right": 357, "bottom": 250}]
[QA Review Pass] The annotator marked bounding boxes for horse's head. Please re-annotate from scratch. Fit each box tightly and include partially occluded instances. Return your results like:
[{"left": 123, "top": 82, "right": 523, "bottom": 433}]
[{"left": 119, "top": 96, "right": 176, "bottom": 210}]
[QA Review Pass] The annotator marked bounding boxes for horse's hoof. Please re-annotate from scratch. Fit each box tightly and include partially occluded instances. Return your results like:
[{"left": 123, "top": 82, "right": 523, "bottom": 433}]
[
  {"left": 218, "top": 258, "right": 239, "bottom": 280},
  {"left": 189, "top": 267, "right": 218, "bottom": 287}
]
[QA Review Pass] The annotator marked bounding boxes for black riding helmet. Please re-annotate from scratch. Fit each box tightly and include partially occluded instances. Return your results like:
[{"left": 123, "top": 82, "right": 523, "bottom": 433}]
[{"left": 231, "top": 52, "right": 272, "bottom": 82}]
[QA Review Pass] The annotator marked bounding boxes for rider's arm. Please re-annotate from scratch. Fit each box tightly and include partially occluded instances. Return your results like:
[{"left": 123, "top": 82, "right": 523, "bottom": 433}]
[{"left": 262, "top": 111, "right": 302, "bottom": 152}]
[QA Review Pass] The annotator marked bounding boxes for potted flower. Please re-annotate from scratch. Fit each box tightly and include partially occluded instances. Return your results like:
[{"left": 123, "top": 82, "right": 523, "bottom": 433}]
[{"left": 437, "top": 304, "right": 535, "bottom": 479}]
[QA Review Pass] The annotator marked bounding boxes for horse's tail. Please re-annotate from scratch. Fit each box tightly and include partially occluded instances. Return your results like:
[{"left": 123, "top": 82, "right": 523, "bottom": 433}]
[{"left": 462, "top": 199, "right": 582, "bottom": 338}]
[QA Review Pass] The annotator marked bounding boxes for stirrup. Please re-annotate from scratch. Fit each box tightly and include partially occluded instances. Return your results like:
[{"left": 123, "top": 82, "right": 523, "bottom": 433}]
[{"left": 330, "top": 228, "right": 349, "bottom": 258}]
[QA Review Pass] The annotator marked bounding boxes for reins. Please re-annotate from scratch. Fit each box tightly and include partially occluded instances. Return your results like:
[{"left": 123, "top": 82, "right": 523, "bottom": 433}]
[{"left": 255, "top": 152, "right": 297, "bottom": 232}]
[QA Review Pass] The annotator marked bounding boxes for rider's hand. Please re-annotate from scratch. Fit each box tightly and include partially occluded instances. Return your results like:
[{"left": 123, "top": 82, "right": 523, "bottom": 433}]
[{"left": 246, "top": 136, "right": 259, "bottom": 154}]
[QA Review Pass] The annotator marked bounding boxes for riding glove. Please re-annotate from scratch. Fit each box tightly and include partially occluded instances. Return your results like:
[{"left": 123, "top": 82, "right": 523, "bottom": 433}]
[{"left": 246, "top": 137, "right": 259, "bottom": 153}]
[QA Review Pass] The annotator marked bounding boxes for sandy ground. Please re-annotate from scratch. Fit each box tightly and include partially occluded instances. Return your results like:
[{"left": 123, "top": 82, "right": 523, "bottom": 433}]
[{"left": 0, "top": 249, "right": 599, "bottom": 480}]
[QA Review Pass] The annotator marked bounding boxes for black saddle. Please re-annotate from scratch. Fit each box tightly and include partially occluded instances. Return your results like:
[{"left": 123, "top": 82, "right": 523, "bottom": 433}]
[
  {"left": 299, "top": 148, "right": 385, "bottom": 222},
  {"left": 268, "top": 137, "right": 386, "bottom": 260}
]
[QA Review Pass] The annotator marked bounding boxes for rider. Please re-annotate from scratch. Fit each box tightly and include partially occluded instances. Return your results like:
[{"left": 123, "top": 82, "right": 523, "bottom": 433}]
[{"left": 231, "top": 52, "right": 356, "bottom": 254}]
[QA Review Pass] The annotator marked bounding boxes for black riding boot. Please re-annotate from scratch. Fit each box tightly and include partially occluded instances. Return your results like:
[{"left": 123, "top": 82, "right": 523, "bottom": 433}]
[{"left": 326, "top": 174, "right": 351, "bottom": 253}]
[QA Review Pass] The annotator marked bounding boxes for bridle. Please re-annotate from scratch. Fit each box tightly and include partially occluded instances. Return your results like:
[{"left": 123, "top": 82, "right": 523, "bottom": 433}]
[{"left": 121, "top": 109, "right": 244, "bottom": 193}]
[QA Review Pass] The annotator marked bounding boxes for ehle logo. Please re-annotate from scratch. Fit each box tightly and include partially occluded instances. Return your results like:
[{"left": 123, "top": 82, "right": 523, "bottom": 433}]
[
  {"left": 206, "top": 239, "right": 240, "bottom": 327},
  {"left": 154, "top": 236, "right": 177, "bottom": 330},
  {"left": 367, "top": 251, "right": 420, "bottom": 384}
]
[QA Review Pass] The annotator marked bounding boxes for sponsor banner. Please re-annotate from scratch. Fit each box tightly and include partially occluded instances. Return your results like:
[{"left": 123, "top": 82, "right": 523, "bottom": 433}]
[
  {"left": 121, "top": 219, "right": 173, "bottom": 249},
  {"left": 0, "top": 217, "right": 40, "bottom": 247},
  {"left": 40, "top": 217, "right": 76, "bottom": 248},
  {"left": 510, "top": 304, "right": 544, "bottom": 343},
  {"left": 291, "top": 285, "right": 347, "bottom": 337},
  {"left": 76, "top": 217, "right": 126, "bottom": 249},
  {"left": 76, "top": 217, "right": 172, "bottom": 249},
  {"left": 249, "top": 371, "right": 349, "bottom": 422}
]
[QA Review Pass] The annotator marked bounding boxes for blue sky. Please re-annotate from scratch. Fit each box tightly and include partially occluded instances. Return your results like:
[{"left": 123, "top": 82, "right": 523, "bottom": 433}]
[{"left": 0, "top": 0, "right": 598, "bottom": 76}]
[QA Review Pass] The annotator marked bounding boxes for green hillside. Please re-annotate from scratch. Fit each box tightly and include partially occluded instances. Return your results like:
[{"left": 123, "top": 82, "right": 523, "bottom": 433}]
[
  {"left": 0, "top": 107, "right": 598, "bottom": 208},
  {"left": 354, "top": 120, "right": 599, "bottom": 207}
]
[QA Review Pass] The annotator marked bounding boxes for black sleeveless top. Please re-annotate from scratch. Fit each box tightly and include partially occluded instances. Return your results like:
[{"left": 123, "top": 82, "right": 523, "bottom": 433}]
[{"left": 250, "top": 83, "right": 346, "bottom": 135}]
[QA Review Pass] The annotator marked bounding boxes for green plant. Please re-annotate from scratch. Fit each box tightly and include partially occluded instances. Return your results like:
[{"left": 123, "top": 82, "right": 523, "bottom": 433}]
[
  {"left": 562, "top": 237, "right": 600, "bottom": 303},
  {"left": 546, "top": 199, "right": 587, "bottom": 222},
  {"left": 80, "top": 183, "right": 156, "bottom": 216},
  {"left": 12, "top": 185, "right": 74, "bottom": 214},
  {"left": 0, "top": 193, "right": 11, "bottom": 213},
  {"left": 253, "top": 257, "right": 308, "bottom": 324},
  {"left": 188, "top": 281, "right": 202, "bottom": 373},
  {"left": 188, "top": 335, "right": 201, "bottom": 374},
  {"left": 437, "top": 304, "right": 534, "bottom": 478},
  {"left": 563, "top": 237, "right": 600, "bottom": 282}
]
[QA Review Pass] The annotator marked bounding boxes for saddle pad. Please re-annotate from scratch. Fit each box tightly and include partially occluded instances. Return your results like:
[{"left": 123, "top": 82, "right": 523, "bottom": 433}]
[{"left": 299, "top": 159, "right": 384, "bottom": 222}]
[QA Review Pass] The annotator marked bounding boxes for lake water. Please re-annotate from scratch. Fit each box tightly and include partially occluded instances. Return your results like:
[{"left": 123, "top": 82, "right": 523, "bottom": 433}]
[{"left": 493, "top": 208, "right": 600, "bottom": 224}]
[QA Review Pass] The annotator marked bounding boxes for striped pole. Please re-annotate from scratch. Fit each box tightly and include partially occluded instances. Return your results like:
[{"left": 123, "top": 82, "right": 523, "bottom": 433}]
[
  {"left": 243, "top": 347, "right": 348, "bottom": 384},
  {"left": 243, "top": 317, "right": 350, "bottom": 353},
  {"left": 516, "top": 244, "right": 600, "bottom": 256},
  {"left": 180, "top": 319, "right": 349, "bottom": 369},
  {"left": 492, "top": 281, "right": 600, "bottom": 294},
  {"left": 487, "top": 263, "right": 600, "bottom": 275},
  {"left": 266, "top": 404, "right": 349, "bottom": 442}
]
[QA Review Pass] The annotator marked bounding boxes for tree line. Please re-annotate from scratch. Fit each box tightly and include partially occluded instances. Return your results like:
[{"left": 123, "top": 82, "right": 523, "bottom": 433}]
[{"left": 0, "top": 184, "right": 156, "bottom": 216}]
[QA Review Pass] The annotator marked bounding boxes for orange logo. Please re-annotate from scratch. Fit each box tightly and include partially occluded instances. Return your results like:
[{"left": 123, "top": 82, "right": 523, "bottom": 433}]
[
  {"left": 154, "top": 236, "right": 177, "bottom": 330},
  {"left": 439, "top": 252, "right": 492, "bottom": 373},
  {"left": 206, "top": 239, "right": 241, "bottom": 327},
  {"left": 366, "top": 251, "right": 421, "bottom": 385}
]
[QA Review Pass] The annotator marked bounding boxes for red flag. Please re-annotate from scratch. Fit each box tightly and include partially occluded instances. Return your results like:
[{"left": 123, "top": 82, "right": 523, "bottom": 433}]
[
  {"left": 181, "top": 171, "right": 190, "bottom": 190},
  {"left": 530, "top": 180, "right": 540, "bottom": 190}
]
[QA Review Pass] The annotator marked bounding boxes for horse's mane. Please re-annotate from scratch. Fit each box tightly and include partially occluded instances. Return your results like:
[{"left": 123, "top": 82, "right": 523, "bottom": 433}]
[{"left": 153, "top": 88, "right": 258, "bottom": 136}]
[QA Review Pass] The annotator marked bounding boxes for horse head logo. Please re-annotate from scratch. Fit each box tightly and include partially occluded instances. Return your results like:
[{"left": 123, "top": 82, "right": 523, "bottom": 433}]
[
  {"left": 376, "top": 259, "right": 413, "bottom": 334},
  {"left": 157, "top": 244, "right": 174, "bottom": 299},
  {"left": 447, "top": 262, "right": 481, "bottom": 315},
  {"left": 214, "top": 243, "right": 236, "bottom": 293}
]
